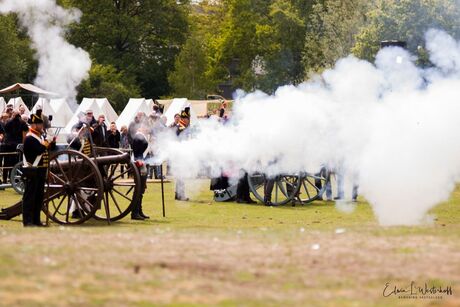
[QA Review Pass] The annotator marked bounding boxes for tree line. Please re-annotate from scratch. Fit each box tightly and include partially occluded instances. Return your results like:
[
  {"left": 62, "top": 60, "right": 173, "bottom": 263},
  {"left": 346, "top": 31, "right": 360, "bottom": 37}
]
[{"left": 1, "top": 0, "right": 459, "bottom": 111}]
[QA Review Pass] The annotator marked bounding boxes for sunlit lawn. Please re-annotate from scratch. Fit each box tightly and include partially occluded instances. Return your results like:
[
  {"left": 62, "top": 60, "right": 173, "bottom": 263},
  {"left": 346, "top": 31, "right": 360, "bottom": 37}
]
[{"left": 0, "top": 180, "right": 459, "bottom": 306}]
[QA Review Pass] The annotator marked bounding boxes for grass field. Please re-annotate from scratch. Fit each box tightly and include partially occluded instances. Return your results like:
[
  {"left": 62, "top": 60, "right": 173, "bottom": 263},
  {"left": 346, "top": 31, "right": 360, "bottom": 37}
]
[{"left": 0, "top": 180, "right": 459, "bottom": 306}]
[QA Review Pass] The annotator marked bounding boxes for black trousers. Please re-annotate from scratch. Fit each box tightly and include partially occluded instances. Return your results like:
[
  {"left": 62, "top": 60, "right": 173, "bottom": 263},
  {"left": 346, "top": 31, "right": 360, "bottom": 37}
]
[
  {"left": 236, "top": 172, "right": 251, "bottom": 201},
  {"left": 264, "top": 178, "right": 276, "bottom": 202},
  {"left": 132, "top": 174, "right": 147, "bottom": 216},
  {"left": 22, "top": 168, "right": 46, "bottom": 226}
]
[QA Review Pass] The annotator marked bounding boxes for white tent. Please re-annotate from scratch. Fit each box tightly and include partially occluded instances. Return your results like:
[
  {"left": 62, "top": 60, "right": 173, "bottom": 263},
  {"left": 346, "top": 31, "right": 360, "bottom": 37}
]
[
  {"left": 164, "top": 98, "right": 198, "bottom": 126},
  {"left": 64, "top": 98, "right": 104, "bottom": 133},
  {"left": 95, "top": 98, "right": 118, "bottom": 123},
  {"left": 32, "top": 98, "right": 74, "bottom": 129},
  {"left": 50, "top": 99, "right": 74, "bottom": 128},
  {"left": 116, "top": 98, "right": 153, "bottom": 129},
  {"left": 0, "top": 97, "right": 6, "bottom": 113},
  {"left": 8, "top": 97, "right": 30, "bottom": 116}
]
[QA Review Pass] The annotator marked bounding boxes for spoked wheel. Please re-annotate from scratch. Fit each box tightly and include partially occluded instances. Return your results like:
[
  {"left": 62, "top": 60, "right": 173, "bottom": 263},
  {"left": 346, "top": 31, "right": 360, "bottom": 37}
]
[
  {"left": 294, "top": 168, "right": 330, "bottom": 204},
  {"left": 10, "top": 161, "right": 25, "bottom": 195},
  {"left": 248, "top": 173, "right": 301, "bottom": 206},
  {"left": 44, "top": 149, "right": 103, "bottom": 225},
  {"left": 92, "top": 147, "right": 141, "bottom": 222}
]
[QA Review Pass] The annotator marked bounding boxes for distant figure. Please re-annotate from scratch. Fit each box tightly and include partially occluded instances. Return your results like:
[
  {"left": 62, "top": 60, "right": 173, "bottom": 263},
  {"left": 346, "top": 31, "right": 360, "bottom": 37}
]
[
  {"left": 128, "top": 112, "right": 146, "bottom": 146},
  {"left": 3, "top": 111, "right": 28, "bottom": 183},
  {"left": 169, "top": 113, "right": 180, "bottom": 129},
  {"left": 175, "top": 107, "right": 191, "bottom": 201},
  {"left": 92, "top": 114, "right": 108, "bottom": 147},
  {"left": 107, "top": 122, "right": 120, "bottom": 149},
  {"left": 120, "top": 125, "right": 130, "bottom": 150}
]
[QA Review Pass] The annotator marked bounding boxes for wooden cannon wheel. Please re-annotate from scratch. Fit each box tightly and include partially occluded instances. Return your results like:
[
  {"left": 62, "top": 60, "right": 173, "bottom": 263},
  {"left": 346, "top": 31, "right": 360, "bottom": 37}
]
[
  {"left": 247, "top": 173, "right": 301, "bottom": 206},
  {"left": 294, "top": 169, "right": 330, "bottom": 204},
  {"left": 44, "top": 149, "right": 104, "bottom": 225},
  {"left": 92, "top": 147, "right": 141, "bottom": 222}
]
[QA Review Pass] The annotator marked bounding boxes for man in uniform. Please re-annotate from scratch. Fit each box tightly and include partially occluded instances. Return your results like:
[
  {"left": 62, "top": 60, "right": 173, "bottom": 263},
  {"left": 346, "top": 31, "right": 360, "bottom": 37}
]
[
  {"left": 22, "top": 114, "right": 56, "bottom": 227},
  {"left": 175, "top": 107, "right": 191, "bottom": 201},
  {"left": 131, "top": 124, "right": 150, "bottom": 220}
]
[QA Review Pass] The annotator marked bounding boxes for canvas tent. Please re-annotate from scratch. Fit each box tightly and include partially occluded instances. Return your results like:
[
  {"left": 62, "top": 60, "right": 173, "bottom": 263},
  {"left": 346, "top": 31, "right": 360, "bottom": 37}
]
[
  {"left": 0, "top": 83, "right": 59, "bottom": 97},
  {"left": 116, "top": 98, "right": 153, "bottom": 129},
  {"left": 64, "top": 98, "right": 104, "bottom": 133},
  {"left": 32, "top": 98, "right": 73, "bottom": 128},
  {"left": 164, "top": 98, "right": 199, "bottom": 126},
  {"left": 0, "top": 97, "right": 6, "bottom": 113},
  {"left": 8, "top": 97, "right": 30, "bottom": 116},
  {"left": 96, "top": 98, "right": 118, "bottom": 123}
]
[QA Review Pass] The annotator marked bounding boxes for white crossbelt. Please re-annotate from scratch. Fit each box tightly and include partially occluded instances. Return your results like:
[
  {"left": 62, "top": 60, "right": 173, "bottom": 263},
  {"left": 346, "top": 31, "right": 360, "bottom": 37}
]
[{"left": 23, "top": 132, "right": 44, "bottom": 168}]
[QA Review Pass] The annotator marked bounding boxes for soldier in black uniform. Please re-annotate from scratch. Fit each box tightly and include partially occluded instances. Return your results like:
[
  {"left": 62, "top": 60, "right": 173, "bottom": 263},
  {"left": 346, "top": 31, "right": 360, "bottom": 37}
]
[
  {"left": 131, "top": 125, "right": 149, "bottom": 220},
  {"left": 22, "top": 114, "right": 56, "bottom": 227},
  {"left": 175, "top": 107, "right": 191, "bottom": 201}
]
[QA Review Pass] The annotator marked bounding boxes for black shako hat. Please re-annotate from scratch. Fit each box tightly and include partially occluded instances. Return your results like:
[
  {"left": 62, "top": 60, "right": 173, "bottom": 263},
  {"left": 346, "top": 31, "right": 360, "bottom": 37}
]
[
  {"left": 28, "top": 113, "right": 44, "bottom": 125},
  {"left": 180, "top": 107, "right": 190, "bottom": 119}
]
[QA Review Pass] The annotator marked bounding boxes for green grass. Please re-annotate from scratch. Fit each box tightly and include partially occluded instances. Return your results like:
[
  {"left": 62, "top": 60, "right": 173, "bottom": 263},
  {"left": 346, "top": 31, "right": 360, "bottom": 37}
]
[{"left": 0, "top": 180, "right": 459, "bottom": 306}]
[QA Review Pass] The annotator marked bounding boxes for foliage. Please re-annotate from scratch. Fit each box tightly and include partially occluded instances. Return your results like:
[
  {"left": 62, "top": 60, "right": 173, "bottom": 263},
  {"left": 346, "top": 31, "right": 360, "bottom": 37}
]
[
  {"left": 65, "top": 0, "right": 190, "bottom": 99},
  {"left": 303, "top": 0, "right": 371, "bottom": 76},
  {"left": 0, "top": 15, "right": 36, "bottom": 89},
  {"left": 77, "top": 64, "right": 140, "bottom": 112},
  {"left": 352, "top": 0, "right": 460, "bottom": 61}
]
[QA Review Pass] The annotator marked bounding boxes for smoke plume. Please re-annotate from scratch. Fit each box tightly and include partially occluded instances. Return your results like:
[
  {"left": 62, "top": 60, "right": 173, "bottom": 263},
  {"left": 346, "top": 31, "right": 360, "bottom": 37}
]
[
  {"left": 157, "top": 29, "right": 460, "bottom": 226},
  {"left": 0, "top": 0, "right": 91, "bottom": 102}
]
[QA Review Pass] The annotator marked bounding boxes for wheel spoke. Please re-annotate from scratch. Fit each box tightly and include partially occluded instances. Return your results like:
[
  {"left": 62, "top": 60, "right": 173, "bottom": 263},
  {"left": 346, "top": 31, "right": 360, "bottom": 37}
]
[
  {"left": 277, "top": 180, "right": 287, "bottom": 197},
  {"left": 109, "top": 190, "right": 123, "bottom": 214},
  {"left": 53, "top": 159, "right": 69, "bottom": 182},
  {"left": 305, "top": 177, "right": 320, "bottom": 192},
  {"left": 76, "top": 187, "right": 99, "bottom": 192},
  {"left": 112, "top": 187, "right": 133, "bottom": 202},
  {"left": 111, "top": 167, "right": 131, "bottom": 181},
  {"left": 302, "top": 181, "right": 311, "bottom": 199},
  {"left": 76, "top": 173, "right": 94, "bottom": 185},
  {"left": 49, "top": 172, "right": 66, "bottom": 184},
  {"left": 52, "top": 195, "right": 67, "bottom": 218}
]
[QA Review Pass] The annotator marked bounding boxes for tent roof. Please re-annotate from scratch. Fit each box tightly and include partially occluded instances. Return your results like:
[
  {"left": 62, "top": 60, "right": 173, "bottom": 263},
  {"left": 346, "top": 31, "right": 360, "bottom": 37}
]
[
  {"left": 0, "top": 83, "right": 59, "bottom": 97},
  {"left": 164, "top": 98, "right": 199, "bottom": 126},
  {"left": 116, "top": 98, "right": 153, "bottom": 129},
  {"left": 64, "top": 98, "right": 104, "bottom": 133},
  {"left": 95, "top": 98, "right": 118, "bottom": 123},
  {"left": 8, "top": 97, "right": 30, "bottom": 114},
  {"left": 0, "top": 97, "right": 6, "bottom": 113}
]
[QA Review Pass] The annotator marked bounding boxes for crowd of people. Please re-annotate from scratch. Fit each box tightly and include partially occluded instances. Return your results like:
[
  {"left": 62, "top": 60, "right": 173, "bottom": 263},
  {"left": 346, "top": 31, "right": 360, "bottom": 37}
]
[
  {"left": 0, "top": 103, "right": 50, "bottom": 186},
  {"left": 1, "top": 97, "right": 358, "bottom": 227}
]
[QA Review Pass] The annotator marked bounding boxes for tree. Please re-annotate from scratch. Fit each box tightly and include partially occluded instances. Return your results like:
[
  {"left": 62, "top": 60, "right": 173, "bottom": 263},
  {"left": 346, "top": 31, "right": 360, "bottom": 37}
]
[
  {"left": 352, "top": 0, "right": 460, "bottom": 61},
  {"left": 303, "top": 0, "right": 370, "bottom": 76},
  {"left": 77, "top": 64, "right": 140, "bottom": 112},
  {"left": 0, "top": 15, "right": 36, "bottom": 88},
  {"left": 64, "top": 0, "right": 189, "bottom": 100}
]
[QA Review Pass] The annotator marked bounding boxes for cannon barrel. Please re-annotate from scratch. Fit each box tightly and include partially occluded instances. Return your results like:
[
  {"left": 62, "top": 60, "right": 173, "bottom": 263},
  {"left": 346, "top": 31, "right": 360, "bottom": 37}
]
[{"left": 50, "top": 152, "right": 131, "bottom": 170}]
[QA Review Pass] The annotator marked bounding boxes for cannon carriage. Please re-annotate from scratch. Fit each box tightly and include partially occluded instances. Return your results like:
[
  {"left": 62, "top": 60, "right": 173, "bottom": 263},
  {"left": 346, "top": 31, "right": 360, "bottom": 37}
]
[
  {"left": 247, "top": 169, "right": 330, "bottom": 206},
  {"left": 1, "top": 136, "right": 143, "bottom": 225}
]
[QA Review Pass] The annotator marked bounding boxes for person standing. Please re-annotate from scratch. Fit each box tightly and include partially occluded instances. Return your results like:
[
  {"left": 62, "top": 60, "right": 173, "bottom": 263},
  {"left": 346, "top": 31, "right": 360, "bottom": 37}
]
[
  {"left": 3, "top": 111, "right": 28, "bottom": 183},
  {"left": 22, "top": 114, "right": 56, "bottom": 227},
  {"left": 107, "top": 122, "right": 121, "bottom": 149},
  {"left": 175, "top": 107, "right": 191, "bottom": 201},
  {"left": 92, "top": 114, "right": 108, "bottom": 147},
  {"left": 131, "top": 125, "right": 150, "bottom": 220},
  {"left": 236, "top": 172, "right": 256, "bottom": 204}
]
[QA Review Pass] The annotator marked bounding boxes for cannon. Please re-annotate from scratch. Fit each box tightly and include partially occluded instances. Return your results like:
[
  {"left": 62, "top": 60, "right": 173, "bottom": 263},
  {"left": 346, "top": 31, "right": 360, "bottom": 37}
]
[
  {"left": 1, "top": 147, "right": 142, "bottom": 225},
  {"left": 247, "top": 169, "right": 330, "bottom": 206}
]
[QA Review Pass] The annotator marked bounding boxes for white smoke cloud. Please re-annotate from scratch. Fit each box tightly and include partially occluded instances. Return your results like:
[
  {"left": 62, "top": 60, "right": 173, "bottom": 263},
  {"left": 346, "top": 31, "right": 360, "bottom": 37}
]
[
  {"left": 157, "top": 29, "right": 460, "bottom": 226},
  {"left": 0, "top": 0, "right": 91, "bottom": 102}
]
